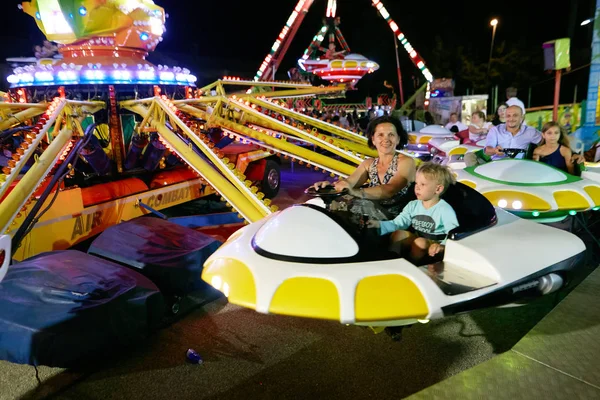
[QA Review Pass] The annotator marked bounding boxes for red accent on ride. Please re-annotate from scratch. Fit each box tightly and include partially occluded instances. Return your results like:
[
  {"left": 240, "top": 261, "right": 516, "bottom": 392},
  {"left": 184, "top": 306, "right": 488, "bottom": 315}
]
[
  {"left": 244, "top": 159, "right": 267, "bottom": 181},
  {"left": 149, "top": 167, "right": 199, "bottom": 189},
  {"left": 81, "top": 178, "right": 149, "bottom": 207}
]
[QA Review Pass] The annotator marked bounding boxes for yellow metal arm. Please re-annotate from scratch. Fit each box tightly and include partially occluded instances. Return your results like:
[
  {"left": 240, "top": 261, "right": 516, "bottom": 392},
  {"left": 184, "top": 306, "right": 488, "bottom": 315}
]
[
  {"left": 0, "top": 126, "right": 73, "bottom": 234},
  {"left": 121, "top": 101, "right": 269, "bottom": 223}
]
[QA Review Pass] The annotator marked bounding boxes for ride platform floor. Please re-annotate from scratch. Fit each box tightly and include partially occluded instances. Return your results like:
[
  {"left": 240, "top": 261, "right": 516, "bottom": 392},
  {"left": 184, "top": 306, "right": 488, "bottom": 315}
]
[
  {"left": 1, "top": 161, "right": 599, "bottom": 400},
  {"left": 409, "top": 265, "right": 600, "bottom": 399}
]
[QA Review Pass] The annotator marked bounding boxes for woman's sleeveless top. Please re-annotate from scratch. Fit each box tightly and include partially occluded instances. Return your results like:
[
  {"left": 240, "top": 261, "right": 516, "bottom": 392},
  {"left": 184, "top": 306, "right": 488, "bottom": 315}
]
[
  {"left": 540, "top": 146, "right": 567, "bottom": 172},
  {"left": 367, "top": 154, "right": 409, "bottom": 215}
]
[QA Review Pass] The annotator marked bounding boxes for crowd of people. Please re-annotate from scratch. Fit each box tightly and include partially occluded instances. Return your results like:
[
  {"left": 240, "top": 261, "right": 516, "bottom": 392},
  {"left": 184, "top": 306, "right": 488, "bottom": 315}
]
[{"left": 300, "top": 106, "right": 396, "bottom": 133}]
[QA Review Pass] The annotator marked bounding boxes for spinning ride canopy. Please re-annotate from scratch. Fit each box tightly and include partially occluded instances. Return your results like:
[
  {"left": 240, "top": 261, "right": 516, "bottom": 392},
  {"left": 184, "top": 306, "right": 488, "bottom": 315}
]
[
  {"left": 21, "top": 0, "right": 165, "bottom": 51},
  {"left": 10, "top": 0, "right": 197, "bottom": 87},
  {"left": 254, "top": 0, "right": 434, "bottom": 86},
  {"left": 295, "top": 9, "right": 379, "bottom": 85}
]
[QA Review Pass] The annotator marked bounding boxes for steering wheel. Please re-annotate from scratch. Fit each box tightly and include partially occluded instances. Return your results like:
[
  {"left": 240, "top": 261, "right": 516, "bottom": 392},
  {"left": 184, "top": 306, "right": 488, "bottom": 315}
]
[
  {"left": 304, "top": 185, "right": 348, "bottom": 210},
  {"left": 502, "top": 148, "right": 527, "bottom": 158}
]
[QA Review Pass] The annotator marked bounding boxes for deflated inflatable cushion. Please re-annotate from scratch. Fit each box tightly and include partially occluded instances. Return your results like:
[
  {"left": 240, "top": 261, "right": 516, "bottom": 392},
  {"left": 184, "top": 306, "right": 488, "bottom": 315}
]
[
  {"left": 88, "top": 217, "right": 222, "bottom": 296},
  {"left": 0, "top": 250, "right": 164, "bottom": 367}
]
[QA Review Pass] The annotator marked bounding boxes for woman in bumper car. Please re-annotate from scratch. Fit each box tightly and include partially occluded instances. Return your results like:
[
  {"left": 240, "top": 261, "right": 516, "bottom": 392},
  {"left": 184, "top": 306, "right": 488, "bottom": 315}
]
[{"left": 311, "top": 115, "right": 416, "bottom": 220}]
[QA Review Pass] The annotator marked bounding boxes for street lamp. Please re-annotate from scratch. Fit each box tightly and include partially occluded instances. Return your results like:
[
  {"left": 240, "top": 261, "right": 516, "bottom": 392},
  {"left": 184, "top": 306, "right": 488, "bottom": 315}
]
[
  {"left": 487, "top": 18, "right": 499, "bottom": 77},
  {"left": 487, "top": 18, "right": 499, "bottom": 112}
]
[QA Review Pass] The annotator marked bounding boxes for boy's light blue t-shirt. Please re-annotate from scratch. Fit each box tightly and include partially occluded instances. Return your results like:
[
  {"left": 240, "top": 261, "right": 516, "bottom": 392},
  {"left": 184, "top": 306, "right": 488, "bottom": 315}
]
[{"left": 379, "top": 199, "right": 459, "bottom": 243}]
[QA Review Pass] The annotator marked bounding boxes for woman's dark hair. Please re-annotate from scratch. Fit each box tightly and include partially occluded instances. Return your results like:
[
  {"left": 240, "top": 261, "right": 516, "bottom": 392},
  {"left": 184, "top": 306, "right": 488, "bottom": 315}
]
[
  {"left": 366, "top": 115, "right": 408, "bottom": 149},
  {"left": 424, "top": 111, "right": 435, "bottom": 125},
  {"left": 491, "top": 102, "right": 508, "bottom": 126}
]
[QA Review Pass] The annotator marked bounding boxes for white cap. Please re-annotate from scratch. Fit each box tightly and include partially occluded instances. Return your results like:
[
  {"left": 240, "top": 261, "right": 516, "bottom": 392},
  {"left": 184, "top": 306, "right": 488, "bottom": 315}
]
[{"left": 506, "top": 97, "right": 526, "bottom": 114}]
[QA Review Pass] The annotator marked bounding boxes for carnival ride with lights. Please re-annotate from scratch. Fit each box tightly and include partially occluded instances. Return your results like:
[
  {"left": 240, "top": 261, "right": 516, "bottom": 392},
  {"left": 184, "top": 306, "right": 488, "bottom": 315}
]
[
  {"left": 253, "top": 0, "right": 434, "bottom": 97},
  {"left": 0, "top": 0, "right": 383, "bottom": 262},
  {"left": 201, "top": 178, "right": 587, "bottom": 328}
]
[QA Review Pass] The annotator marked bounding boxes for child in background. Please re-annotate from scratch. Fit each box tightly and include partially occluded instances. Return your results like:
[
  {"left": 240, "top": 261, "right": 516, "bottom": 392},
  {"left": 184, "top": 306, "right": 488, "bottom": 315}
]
[
  {"left": 533, "top": 121, "right": 575, "bottom": 175},
  {"left": 367, "top": 162, "right": 459, "bottom": 263},
  {"left": 468, "top": 111, "right": 492, "bottom": 142}
]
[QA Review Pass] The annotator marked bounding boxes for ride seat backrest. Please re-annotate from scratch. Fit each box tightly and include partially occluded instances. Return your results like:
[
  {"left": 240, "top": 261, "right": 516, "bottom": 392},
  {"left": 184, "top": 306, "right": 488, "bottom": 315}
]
[
  {"left": 442, "top": 182, "right": 497, "bottom": 239},
  {"left": 525, "top": 143, "right": 536, "bottom": 160},
  {"left": 455, "top": 129, "right": 470, "bottom": 144}
]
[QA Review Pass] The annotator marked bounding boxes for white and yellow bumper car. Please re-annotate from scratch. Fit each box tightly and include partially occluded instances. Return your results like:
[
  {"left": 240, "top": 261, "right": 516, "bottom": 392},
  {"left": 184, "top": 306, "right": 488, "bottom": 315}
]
[
  {"left": 201, "top": 183, "right": 586, "bottom": 327},
  {"left": 455, "top": 159, "right": 600, "bottom": 222}
]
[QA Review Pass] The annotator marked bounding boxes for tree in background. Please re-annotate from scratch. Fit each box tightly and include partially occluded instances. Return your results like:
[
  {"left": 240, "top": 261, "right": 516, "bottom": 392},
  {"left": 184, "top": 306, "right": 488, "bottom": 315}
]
[{"left": 428, "top": 36, "right": 542, "bottom": 98}]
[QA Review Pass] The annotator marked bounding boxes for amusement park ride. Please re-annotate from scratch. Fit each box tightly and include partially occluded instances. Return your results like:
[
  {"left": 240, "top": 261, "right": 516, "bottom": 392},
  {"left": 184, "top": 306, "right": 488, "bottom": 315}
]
[
  {"left": 254, "top": 0, "right": 434, "bottom": 92},
  {"left": 0, "top": 0, "right": 383, "bottom": 263}
]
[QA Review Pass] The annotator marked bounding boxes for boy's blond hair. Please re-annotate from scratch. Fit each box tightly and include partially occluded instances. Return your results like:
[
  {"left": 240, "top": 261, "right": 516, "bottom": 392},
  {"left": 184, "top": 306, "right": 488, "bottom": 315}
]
[{"left": 417, "top": 162, "right": 456, "bottom": 194}]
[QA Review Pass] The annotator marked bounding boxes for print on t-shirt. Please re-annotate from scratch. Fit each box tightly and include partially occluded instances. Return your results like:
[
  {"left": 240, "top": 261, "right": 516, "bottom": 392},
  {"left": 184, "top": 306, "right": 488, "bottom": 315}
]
[{"left": 412, "top": 215, "right": 436, "bottom": 234}]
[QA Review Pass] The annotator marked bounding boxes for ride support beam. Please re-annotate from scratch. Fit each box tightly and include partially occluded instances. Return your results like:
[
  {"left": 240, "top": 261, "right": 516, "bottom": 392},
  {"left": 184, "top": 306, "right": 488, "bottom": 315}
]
[
  {"left": 248, "top": 96, "right": 368, "bottom": 145},
  {"left": 122, "top": 102, "right": 269, "bottom": 223},
  {"left": 179, "top": 105, "right": 356, "bottom": 177},
  {"left": 154, "top": 98, "right": 272, "bottom": 214},
  {"left": 0, "top": 126, "right": 73, "bottom": 234},
  {"left": 239, "top": 107, "right": 375, "bottom": 161},
  {"left": 0, "top": 100, "right": 67, "bottom": 200},
  {"left": 0, "top": 107, "right": 46, "bottom": 131}
]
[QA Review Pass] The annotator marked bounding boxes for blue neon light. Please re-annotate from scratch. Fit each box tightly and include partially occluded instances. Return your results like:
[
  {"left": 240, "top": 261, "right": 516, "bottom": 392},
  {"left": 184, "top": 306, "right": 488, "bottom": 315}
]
[
  {"left": 35, "top": 12, "right": 41, "bottom": 20},
  {"left": 78, "top": 7, "right": 87, "bottom": 16},
  {"left": 140, "top": 32, "right": 149, "bottom": 41},
  {"left": 7, "top": 69, "right": 197, "bottom": 87}
]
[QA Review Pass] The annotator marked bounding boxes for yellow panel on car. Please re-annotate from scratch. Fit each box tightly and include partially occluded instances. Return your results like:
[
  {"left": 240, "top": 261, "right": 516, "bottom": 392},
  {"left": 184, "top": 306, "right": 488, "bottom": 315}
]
[
  {"left": 448, "top": 147, "right": 468, "bottom": 156},
  {"left": 345, "top": 61, "right": 358, "bottom": 68},
  {"left": 201, "top": 258, "right": 257, "bottom": 309},
  {"left": 584, "top": 185, "right": 600, "bottom": 204},
  {"left": 484, "top": 191, "right": 552, "bottom": 211},
  {"left": 418, "top": 135, "right": 432, "bottom": 144},
  {"left": 459, "top": 179, "right": 477, "bottom": 189},
  {"left": 553, "top": 191, "right": 590, "bottom": 210},
  {"left": 269, "top": 277, "right": 340, "bottom": 320},
  {"left": 355, "top": 275, "right": 428, "bottom": 322},
  {"left": 331, "top": 61, "right": 343, "bottom": 68}
]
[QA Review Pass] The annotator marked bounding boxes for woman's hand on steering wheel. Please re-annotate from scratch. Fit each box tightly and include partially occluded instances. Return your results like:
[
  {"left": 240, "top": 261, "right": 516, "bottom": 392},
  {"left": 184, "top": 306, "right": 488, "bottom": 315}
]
[
  {"left": 333, "top": 179, "right": 351, "bottom": 192},
  {"left": 311, "top": 180, "right": 334, "bottom": 190}
]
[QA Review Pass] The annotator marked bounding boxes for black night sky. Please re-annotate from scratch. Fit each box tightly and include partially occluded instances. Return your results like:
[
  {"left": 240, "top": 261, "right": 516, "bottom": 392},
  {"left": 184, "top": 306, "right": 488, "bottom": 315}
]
[{"left": 0, "top": 0, "right": 596, "bottom": 106}]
